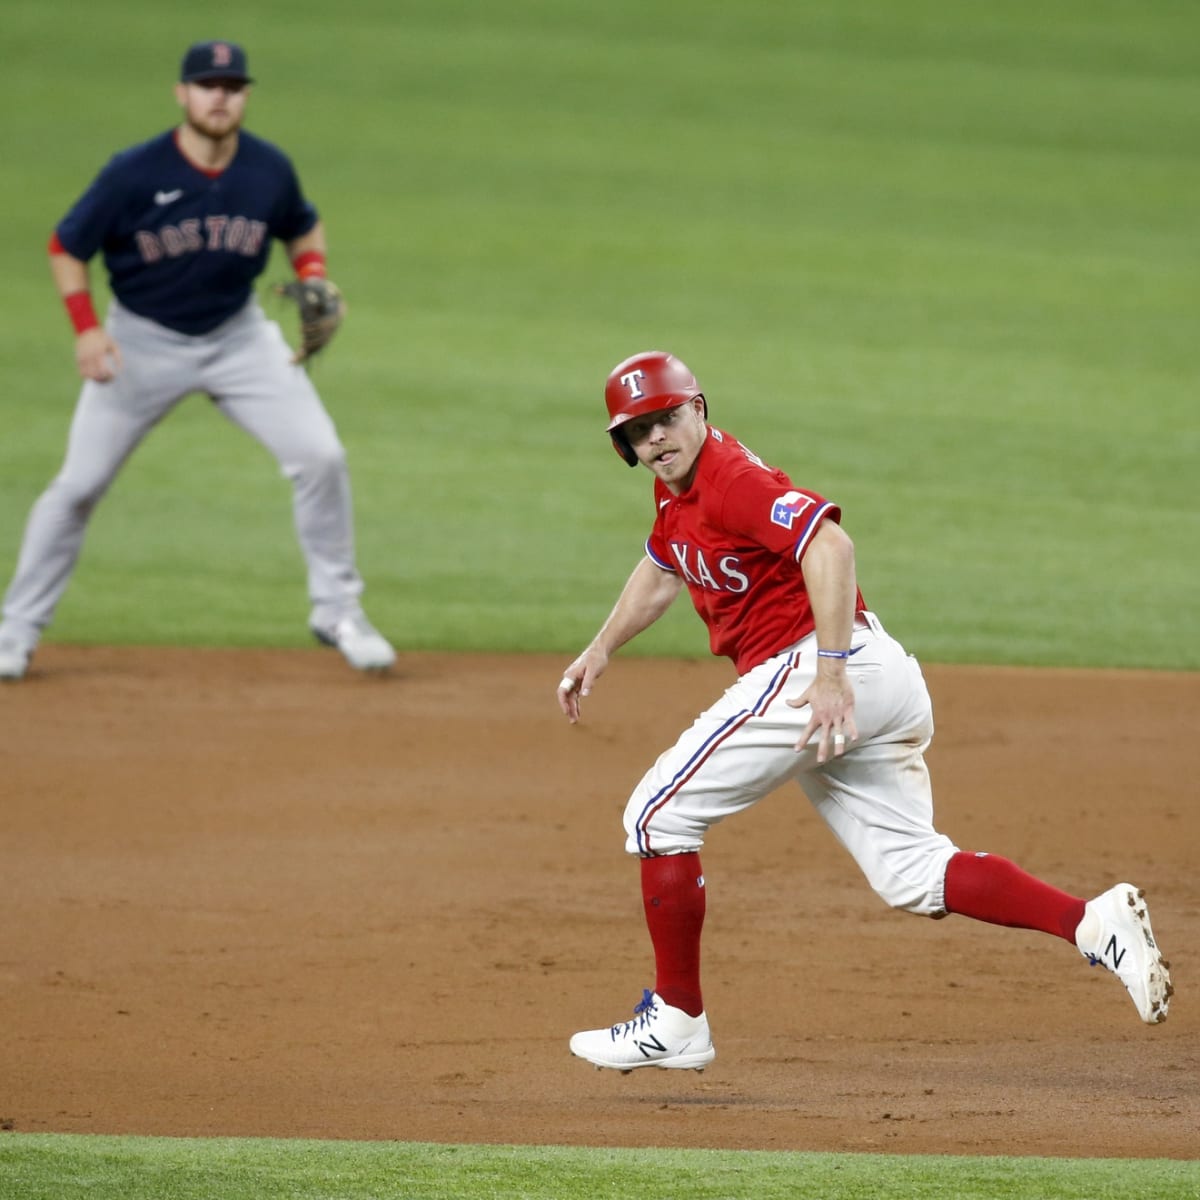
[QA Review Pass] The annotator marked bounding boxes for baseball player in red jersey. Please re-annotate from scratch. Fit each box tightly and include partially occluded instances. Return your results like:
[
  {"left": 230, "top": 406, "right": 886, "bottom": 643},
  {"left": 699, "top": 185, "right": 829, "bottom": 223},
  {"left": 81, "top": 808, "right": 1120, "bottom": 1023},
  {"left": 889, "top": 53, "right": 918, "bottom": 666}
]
[
  {"left": 557, "top": 351, "right": 1172, "bottom": 1072},
  {"left": 0, "top": 40, "right": 393, "bottom": 681}
]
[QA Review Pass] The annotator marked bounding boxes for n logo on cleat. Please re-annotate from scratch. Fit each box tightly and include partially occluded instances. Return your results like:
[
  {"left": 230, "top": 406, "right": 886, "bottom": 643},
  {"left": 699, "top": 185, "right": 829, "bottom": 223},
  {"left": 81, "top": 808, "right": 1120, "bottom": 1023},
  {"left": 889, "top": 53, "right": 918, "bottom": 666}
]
[
  {"left": 1103, "top": 934, "right": 1125, "bottom": 970},
  {"left": 636, "top": 1034, "right": 667, "bottom": 1059}
]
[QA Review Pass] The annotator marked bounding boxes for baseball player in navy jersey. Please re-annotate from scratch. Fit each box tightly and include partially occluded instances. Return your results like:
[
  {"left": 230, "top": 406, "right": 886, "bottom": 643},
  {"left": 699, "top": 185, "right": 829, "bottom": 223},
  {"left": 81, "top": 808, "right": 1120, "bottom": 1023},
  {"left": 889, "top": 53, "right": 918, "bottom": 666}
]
[
  {"left": 557, "top": 351, "right": 1172, "bottom": 1072},
  {"left": 0, "top": 40, "right": 393, "bottom": 680}
]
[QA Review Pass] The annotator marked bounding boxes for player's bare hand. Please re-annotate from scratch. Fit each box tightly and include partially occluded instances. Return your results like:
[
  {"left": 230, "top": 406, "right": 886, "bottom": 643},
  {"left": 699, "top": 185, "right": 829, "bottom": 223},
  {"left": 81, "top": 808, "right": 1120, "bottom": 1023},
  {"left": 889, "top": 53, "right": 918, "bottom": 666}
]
[
  {"left": 75, "top": 328, "right": 122, "bottom": 382},
  {"left": 788, "top": 672, "right": 858, "bottom": 763},
  {"left": 556, "top": 648, "right": 609, "bottom": 724}
]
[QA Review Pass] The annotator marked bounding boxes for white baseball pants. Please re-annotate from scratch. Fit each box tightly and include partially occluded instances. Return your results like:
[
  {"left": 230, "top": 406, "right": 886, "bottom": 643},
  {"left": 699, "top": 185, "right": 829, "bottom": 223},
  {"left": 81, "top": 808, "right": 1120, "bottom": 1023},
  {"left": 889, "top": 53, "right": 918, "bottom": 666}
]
[{"left": 623, "top": 614, "right": 959, "bottom": 916}]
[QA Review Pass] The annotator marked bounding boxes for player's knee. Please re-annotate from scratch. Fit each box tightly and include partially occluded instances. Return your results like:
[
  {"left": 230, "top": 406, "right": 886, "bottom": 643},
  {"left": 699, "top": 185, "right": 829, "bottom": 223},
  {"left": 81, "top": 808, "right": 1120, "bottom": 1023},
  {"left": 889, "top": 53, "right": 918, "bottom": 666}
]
[
  {"left": 868, "top": 859, "right": 950, "bottom": 912},
  {"left": 864, "top": 843, "right": 957, "bottom": 917},
  {"left": 286, "top": 442, "right": 347, "bottom": 485},
  {"left": 43, "top": 474, "right": 105, "bottom": 519},
  {"left": 622, "top": 808, "right": 707, "bottom": 857},
  {"left": 622, "top": 828, "right": 703, "bottom": 857},
  {"left": 870, "top": 883, "right": 944, "bottom": 917},
  {"left": 305, "top": 443, "right": 347, "bottom": 476}
]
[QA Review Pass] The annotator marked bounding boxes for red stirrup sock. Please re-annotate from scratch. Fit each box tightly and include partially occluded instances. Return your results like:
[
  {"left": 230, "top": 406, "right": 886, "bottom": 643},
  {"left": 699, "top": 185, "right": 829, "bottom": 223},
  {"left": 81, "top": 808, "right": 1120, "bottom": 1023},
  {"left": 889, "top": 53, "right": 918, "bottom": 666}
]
[
  {"left": 944, "top": 851, "right": 1086, "bottom": 943},
  {"left": 641, "top": 851, "right": 706, "bottom": 1017}
]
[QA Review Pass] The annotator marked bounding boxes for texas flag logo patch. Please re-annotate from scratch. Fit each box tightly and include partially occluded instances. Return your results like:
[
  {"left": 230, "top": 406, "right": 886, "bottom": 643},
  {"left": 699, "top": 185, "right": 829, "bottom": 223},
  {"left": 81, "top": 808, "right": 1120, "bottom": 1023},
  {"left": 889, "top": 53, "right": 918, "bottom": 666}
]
[{"left": 770, "top": 490, "right": 816, "bottom": 530}]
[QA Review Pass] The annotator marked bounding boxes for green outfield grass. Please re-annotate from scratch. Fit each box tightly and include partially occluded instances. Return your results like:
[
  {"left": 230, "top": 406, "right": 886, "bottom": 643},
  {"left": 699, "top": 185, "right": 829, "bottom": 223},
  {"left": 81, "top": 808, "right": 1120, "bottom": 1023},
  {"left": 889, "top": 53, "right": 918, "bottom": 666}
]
[
  {"left": 1, "top": 2, "right": 1197, "bottom": 1195},
  {"left": 1, "top": 0, "right": 1196, "bottom": 668},
  {"left": 2, "top": 1135, "right": 1198, "bottom": 1200}
]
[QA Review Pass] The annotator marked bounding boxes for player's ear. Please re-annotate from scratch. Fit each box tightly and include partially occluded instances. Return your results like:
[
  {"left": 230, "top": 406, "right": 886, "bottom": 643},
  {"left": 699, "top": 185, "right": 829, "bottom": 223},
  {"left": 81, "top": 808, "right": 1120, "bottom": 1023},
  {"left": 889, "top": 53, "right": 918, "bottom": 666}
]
[{"left": 173, "top": 82, "right": 188, "bottom": 108}]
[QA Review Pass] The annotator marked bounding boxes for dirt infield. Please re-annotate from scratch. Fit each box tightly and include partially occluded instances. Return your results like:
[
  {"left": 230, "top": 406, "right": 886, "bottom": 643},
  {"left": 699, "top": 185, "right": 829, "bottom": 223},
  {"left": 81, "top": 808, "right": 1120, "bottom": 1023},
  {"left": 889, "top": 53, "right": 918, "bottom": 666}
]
[{"left": 1, "top": 646, "right": 1196, "bottom": 1158}]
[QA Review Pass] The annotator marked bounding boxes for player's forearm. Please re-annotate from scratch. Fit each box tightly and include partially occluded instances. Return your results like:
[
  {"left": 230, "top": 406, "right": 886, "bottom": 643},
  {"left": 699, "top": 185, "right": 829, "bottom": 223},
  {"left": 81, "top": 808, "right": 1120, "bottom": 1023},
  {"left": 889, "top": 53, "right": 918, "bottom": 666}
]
[
  {"left": 48, "top": 250, "right": 90, "bottom": 300},
  {"left": 48, "top": 246, "right": 105, "bottom": 338},
  {"left": 589, "top": 557, "right": 682, "bottom": 656},
  {"left": 803, "top": 521, "right": 857, "bottom": 664},
  {"left": 286, "top": 223, "right": 329, "bottom": 281},
  {"left": 286, "top": 222, "right": 327, "bottom": 261}
]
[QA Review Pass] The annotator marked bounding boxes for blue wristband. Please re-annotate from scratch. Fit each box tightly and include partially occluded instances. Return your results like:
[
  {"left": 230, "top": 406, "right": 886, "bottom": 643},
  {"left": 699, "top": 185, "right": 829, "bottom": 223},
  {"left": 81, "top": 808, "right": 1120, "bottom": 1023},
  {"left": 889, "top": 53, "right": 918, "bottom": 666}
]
[{"left": 817, "top": 649, "right": 850, "bottom": 660}]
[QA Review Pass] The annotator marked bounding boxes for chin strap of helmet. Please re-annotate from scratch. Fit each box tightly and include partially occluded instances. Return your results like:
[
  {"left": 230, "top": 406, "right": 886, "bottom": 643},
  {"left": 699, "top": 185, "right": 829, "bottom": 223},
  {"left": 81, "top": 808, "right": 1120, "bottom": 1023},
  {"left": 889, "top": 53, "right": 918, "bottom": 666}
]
[{"left": 610, "top": 429, "right": 638, "bottom": 467}]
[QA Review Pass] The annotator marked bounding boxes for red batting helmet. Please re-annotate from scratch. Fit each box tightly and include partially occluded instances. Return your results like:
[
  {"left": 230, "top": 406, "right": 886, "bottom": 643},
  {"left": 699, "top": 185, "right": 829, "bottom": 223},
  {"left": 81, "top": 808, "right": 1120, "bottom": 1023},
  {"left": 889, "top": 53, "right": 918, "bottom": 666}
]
[{"left": 604, "top": 351, "right": 706, "bottom": 466}]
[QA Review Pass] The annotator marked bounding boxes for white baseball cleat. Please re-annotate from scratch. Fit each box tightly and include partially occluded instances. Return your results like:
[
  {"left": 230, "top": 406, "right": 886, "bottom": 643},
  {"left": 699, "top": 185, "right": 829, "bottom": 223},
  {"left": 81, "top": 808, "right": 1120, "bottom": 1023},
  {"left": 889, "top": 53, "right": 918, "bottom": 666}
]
[
  {"left": 1076, "top": 883, "right": 1173, "bottom": 1024},
  {"left": 0, "top": 634, "right": 33, "bottom": 681},
  {"left": 310, "top": 612, "right": 396, "bottom": 672},
  {"left": 569, "top": 989, "right": 716, "bottom": 1072}
]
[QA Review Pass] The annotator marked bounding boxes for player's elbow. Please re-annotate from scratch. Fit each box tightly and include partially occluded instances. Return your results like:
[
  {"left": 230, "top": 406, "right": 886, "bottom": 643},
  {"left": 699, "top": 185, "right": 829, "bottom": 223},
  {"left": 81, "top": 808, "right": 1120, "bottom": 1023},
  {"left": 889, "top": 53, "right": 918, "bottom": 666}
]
[
  {"left": 809, "top": 518, "right": 855, "bottom": 576},
  {"left": 822, "top": 518, "right": 854, "bottom": 558}
]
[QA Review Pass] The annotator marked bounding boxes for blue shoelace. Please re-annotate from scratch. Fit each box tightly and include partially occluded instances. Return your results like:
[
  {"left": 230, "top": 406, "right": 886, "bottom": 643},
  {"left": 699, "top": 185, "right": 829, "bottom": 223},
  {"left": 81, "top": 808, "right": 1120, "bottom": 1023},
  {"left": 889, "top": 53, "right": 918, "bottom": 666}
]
[{"left": 609, "top": 988, "right": 658, "bottom": 1038}]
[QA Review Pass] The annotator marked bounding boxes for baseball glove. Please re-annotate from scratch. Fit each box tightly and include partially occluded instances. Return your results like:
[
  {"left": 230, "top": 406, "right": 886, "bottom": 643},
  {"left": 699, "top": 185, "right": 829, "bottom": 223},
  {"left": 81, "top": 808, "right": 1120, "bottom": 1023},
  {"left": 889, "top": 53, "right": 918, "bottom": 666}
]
[{"left": 277, "top": 277, "right": 346, "bottom": 363}]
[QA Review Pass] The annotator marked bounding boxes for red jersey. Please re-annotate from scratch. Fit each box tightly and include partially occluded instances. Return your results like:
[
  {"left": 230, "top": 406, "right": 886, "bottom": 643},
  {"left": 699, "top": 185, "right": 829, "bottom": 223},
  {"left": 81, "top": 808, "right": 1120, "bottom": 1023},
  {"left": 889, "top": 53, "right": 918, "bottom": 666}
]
[{"left": 645, "top": 427, "right": 866, "bottom": 674}]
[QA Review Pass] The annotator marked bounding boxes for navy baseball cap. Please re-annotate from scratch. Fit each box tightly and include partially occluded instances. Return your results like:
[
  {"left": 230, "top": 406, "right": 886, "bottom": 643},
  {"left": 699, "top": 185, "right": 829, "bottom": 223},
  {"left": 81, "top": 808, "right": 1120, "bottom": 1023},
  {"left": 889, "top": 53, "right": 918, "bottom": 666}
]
[{"left": 180, "top": 40, "right": 253, "bottom": 84}]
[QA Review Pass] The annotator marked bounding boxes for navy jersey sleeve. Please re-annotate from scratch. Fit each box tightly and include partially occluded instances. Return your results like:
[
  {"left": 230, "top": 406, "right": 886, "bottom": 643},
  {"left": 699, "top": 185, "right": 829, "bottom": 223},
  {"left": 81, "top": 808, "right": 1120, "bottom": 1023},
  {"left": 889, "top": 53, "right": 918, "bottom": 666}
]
[
  {"left": 269, "top": 151, "right": 318, "bottom": 243},
  {"left": 55, "top": 151, "right": 136, "bottom": 262}
]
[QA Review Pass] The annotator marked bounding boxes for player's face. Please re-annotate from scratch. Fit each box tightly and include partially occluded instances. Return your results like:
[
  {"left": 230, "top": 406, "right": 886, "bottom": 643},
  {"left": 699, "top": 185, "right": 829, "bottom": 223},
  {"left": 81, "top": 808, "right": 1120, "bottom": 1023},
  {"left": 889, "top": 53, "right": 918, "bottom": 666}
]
[
  {"left": 176, "top": 79, "right": 250, "bottom": 141},
  {"left": 623, "top": 397, "right": 708, "bottom": 492}
]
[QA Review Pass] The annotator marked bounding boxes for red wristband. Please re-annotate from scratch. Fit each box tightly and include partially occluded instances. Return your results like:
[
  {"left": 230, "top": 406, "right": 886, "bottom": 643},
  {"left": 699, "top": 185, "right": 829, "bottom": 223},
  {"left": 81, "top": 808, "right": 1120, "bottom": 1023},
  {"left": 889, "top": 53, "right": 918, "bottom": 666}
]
[
  {"left": 291, "top": 250, "right": 327, "bottom": 279},
  {"left": 64, "top": 291, "right": 100, "bottom": 335}
]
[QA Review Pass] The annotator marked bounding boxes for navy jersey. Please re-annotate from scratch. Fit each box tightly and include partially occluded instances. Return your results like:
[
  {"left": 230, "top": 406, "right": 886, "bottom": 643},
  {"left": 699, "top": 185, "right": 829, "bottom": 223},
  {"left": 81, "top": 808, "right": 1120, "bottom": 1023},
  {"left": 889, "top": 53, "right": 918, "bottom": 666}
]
[{"left": 55, "top": 129, "right": 318, "bottom": 335}]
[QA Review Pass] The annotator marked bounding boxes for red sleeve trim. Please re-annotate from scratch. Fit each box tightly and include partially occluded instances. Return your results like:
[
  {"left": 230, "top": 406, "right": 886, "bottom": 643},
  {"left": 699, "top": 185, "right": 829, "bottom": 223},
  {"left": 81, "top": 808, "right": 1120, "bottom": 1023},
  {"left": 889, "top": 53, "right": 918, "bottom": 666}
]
[
  {"left": 48, "top": 231, "right": 66, "bottom": 255},
  {"left": 291, "top": 250, "right": 327, "bottom": 279}
]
